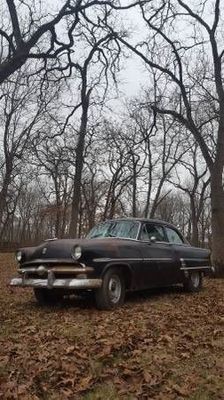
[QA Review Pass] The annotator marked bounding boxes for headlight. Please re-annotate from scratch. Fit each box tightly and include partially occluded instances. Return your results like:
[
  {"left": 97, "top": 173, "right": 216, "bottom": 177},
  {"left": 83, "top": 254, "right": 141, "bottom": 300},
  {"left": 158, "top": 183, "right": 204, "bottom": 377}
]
[
  {"left": 15, "top": 250, "right": 23, "bottom": 263},
  {"left": 71, "top": 245, "right": 82, "bottom": 260}
]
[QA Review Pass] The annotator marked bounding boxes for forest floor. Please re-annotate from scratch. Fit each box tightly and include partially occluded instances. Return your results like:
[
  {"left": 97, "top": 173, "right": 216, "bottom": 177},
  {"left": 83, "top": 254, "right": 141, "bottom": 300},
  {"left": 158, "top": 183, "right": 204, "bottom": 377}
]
[{"left": 0, "top": 253, "right": 223, "bottom": 400}]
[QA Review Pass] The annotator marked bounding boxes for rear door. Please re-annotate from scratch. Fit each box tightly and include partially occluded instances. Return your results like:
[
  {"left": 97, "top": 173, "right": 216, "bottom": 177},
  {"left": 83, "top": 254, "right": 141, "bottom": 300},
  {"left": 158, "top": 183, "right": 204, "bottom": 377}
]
[
  {"left": 163, "top": 226, "right": 190, "bottom": 283},
  {"left": 165, "top": 226, "right": 210, "bottom": 272}
]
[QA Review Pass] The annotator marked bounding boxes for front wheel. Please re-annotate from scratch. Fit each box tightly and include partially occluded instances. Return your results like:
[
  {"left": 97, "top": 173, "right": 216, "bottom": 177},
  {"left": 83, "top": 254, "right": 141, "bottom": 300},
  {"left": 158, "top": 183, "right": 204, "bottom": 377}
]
[
  {"left": 95, "top": 268, "right": 125, "bottom": 310},
  {"left": 183, "top": 271, "right": 203, "bottom": 292},
  {"left": 34, "top": 288, "right": 63, "bottom": 305}
]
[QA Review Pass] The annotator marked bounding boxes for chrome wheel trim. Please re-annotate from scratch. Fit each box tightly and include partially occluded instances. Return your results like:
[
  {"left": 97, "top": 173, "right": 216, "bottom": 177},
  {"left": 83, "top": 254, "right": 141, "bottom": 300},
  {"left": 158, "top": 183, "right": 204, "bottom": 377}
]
[
  {"left": 108, "top": 275, "right": 122, "bottom": 304},
  {"left": 191, "top": 272, "right": 200, "bottom": 287}
]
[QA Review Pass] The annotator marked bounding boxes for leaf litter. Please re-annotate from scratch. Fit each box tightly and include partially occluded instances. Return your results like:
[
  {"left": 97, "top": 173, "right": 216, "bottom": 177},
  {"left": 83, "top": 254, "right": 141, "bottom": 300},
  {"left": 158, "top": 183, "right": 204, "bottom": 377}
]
[{"left": 0, "top": 254, "right": 223, "bottom": 399}]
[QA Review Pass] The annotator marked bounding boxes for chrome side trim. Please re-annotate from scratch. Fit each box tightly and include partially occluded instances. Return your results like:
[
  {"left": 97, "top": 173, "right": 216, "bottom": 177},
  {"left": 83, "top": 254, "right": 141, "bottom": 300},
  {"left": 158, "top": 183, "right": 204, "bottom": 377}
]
[
  {"left": 93, "top": 257, "right": 173, "bottom": 262},
  {"left": 182, "top": 258, "right": 210, "bottom": 262},
  {"left": 180, "top": 266, "right": 212, "bottom": 271},
  {"left": 143, "top": 258, "right": 173, "bottom": 261},
  {"left": 10, "top": 277, "right": 102, "bottom": 289}
]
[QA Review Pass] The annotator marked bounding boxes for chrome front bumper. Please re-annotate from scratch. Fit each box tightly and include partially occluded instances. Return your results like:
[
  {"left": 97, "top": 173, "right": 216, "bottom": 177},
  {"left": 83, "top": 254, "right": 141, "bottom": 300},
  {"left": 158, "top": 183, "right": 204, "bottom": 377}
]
[
  {"left": 10, "top": 264, "right": 102, "bottom": 290},
  {"left": 10, "top": 274, "right": 102, "bottom": 290}
]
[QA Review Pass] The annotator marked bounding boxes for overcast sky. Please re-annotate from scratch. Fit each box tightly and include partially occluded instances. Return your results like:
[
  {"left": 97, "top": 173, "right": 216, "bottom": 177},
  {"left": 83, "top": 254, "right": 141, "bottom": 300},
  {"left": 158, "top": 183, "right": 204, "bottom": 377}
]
[{"left": 110, "top": 7, "right": 150, "bottom": 109}]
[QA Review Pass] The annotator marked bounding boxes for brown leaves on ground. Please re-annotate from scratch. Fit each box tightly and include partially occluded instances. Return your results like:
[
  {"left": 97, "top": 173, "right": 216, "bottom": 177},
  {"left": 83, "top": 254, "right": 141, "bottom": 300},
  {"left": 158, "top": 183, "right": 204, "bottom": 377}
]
[{"left": 0, "top": 253, "right": 224, "bottom": 399}]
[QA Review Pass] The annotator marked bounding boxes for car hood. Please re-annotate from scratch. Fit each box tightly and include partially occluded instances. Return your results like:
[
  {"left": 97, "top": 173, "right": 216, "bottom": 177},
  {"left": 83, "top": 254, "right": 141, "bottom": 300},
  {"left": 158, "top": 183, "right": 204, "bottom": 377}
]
[{"left": 20, "top": 237, "right": 138, "bottom": 263}]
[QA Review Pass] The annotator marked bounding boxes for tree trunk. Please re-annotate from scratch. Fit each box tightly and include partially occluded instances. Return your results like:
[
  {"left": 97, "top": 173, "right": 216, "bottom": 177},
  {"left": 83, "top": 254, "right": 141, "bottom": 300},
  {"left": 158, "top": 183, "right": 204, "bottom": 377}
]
[
  {"left": 144, "top": 142, "right": 152, "bottom": 218},
  {"left": 210, "top": 167, "right": 224, "bottom": 277},
  {"left": 149, "top": 179, "right": 164, "bottom": 219},
  {"left": 69, "top": 100, "right": 89, "bottom": 238},
  {"left": 109, "top": 196, "right": 116, "bottom": 219},
  {"left": 132, "top": 166, "right": 137, "bottom": 217},
  {"left": 0, "top": 176, "right": 11, "bottom": 237},
  {"left": 190, "top": 195, "right": 199, "bottom": 246}
]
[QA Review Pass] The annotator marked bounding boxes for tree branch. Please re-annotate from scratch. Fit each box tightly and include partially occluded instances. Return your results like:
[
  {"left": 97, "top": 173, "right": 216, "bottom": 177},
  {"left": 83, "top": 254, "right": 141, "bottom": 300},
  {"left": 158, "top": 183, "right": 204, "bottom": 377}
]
[{"left": 6, "top": 0, "right": 23, "bottom": 47}]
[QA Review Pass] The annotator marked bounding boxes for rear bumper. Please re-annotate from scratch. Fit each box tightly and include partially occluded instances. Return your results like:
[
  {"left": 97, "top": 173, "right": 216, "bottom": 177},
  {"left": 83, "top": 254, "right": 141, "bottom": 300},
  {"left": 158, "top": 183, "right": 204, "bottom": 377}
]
[
  {"left": 10, "top": 276, "right": 102, "bottom": 289},
  {"left": 180, "top": 265, "right": 215, "bottom": 277}
]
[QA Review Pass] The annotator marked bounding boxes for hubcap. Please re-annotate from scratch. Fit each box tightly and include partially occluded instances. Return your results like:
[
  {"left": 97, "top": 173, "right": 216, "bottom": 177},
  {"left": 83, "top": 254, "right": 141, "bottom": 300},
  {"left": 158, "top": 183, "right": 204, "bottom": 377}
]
[
  {"left": 108, "top": 275, "right": 122, "bottom": 304},
  {"left": 191, "top": 272, "right": 200, "bottom": 287}
]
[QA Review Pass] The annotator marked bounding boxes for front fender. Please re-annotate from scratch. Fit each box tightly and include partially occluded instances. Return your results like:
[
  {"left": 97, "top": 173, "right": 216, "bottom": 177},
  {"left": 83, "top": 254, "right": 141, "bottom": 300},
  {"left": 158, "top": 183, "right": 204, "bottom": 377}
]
[{"left": 101, "top": 262, "right": 134, "bottom": 290}]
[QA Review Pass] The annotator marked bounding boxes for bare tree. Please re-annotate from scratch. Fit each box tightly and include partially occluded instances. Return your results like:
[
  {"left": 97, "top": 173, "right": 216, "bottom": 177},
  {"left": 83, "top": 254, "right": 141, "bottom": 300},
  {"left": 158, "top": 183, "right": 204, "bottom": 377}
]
[
  {"left": 126, "top": 97, "right": 188, "bottom": 218},
  {"left": 0, "top": 0, "right": 142, "bottom": 84},
  {"left": 169, "top": 143, "right": 210, "bottom": 246},
  {"left": 116, "top": 0, "right": 224, "bottom": 276},
  {"left": 32, "top": 137, "right": 73, "bottom": 237},
  {"left": 101, "top": 126, "right": 134, "bottom": 219},
  {"left": 0, "top": 68, "right": 57, "bottom": 238},
  {"left": 155, "top": 192, "right": 191, "bottom": 238},
  {"left": 68, "top": 20, "right": 122, "bottom": 237}
]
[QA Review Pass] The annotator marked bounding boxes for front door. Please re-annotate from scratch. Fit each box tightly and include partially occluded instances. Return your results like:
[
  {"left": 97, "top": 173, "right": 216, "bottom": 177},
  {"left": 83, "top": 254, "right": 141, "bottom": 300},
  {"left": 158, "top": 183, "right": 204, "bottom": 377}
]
[{"left": 137, "top": 223, "right": 176, "bottom": 288}]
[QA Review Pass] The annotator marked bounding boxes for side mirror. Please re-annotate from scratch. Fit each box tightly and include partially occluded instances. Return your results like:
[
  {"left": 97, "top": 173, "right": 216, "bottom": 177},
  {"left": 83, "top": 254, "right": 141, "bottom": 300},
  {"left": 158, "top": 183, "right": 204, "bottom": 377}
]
[{"left": 150, "top": 236, "right": 156, "bottom": 243}]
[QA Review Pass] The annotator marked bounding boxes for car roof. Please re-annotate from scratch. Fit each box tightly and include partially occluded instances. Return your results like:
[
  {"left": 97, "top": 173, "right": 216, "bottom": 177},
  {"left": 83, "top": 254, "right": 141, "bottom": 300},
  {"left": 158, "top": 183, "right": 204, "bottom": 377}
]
[{"left": 102, "top": 217, "right": 180, "bottom": 231}]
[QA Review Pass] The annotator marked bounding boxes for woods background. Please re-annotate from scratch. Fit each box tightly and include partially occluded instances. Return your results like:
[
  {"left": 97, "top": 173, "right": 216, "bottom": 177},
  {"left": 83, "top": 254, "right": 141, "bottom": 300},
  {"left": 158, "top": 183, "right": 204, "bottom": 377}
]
[{"left": 0, "top": 1, "right": 222, "bottom": 266}]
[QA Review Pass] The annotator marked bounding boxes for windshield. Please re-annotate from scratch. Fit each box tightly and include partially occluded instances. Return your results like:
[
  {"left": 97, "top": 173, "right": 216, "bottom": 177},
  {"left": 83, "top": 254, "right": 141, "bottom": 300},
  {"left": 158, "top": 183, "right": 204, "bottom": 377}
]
[{"left": 86, "top": 220, "right": 140, "bottom": 240}]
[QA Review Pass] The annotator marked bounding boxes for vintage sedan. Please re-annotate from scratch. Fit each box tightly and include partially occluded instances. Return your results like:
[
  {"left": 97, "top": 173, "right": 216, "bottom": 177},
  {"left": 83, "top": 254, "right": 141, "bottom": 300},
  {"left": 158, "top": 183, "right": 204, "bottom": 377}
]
[{"left": 10, "top": 218, "right": 213, "bottom": 309}]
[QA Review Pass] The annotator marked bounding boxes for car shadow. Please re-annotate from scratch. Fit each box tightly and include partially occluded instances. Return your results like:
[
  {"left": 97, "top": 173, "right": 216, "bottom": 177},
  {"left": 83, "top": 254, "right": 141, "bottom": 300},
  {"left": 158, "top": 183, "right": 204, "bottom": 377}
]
[
  {"left": 125, "top": 285, "right": 184, "bottom": 305},
  {"left": 22, "top": 285, "right": 186, "bottom": 312}
]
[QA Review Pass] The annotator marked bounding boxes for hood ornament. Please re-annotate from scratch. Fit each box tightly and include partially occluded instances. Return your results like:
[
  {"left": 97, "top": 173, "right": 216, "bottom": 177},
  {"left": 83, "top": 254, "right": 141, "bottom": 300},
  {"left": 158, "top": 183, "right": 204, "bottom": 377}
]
[{"left": 42, "top": 247, "right": 47, "bottom": 255}]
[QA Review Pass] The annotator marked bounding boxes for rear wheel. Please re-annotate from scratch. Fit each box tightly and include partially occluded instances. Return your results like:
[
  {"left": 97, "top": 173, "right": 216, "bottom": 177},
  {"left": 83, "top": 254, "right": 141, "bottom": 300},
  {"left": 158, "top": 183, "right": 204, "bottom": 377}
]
[
  {"left": 95, "top": 268, "right": 125, "bottom": 310},
  {"left": 183, "top": 271, "right": 203, "bottom": 292},
  {"left": 34, "top": 288, "right": 63, "bottom": 305}
]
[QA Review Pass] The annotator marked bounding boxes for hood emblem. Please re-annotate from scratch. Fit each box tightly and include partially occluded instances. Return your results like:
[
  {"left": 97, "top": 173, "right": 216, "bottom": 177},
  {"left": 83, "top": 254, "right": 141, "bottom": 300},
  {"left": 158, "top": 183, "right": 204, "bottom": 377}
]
[{"left": 42, "top": 247, "right": 47, "bottom": 255}]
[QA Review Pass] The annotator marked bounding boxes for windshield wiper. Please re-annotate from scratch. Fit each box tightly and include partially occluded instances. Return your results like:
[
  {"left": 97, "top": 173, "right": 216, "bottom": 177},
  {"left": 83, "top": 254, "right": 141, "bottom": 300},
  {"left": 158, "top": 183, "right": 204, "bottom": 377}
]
[
  {"left": 90, "top": 233, "right": 116, "bottom": 239},
  {"left": 89, "top": 233, "right": 103, "bottom": 239}
]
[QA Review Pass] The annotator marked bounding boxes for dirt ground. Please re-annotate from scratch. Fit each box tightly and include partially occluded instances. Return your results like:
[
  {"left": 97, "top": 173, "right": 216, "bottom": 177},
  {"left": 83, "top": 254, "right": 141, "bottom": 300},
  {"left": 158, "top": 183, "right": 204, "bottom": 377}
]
[{"left": 0, "top": 253, "right": 223, "bottom": 400}]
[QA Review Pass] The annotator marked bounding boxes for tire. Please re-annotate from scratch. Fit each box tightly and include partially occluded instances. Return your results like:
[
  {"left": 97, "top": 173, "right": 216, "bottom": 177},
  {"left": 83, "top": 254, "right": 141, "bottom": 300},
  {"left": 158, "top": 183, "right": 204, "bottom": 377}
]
[
  {"left": 183, "top": 271, "right": 203, "bottom": 292},
  {"left": 95, "top": 268, "right": 125, "bottom": 310},
  {"left": 34, "top": 288, "right": 63, "bottom": 305}
]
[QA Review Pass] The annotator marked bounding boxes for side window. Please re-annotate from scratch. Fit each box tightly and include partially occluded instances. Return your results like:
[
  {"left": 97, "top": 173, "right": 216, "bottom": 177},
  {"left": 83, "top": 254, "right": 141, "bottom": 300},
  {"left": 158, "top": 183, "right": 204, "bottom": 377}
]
[
  {"left": 140, "top": 224, "right": 149, "bottom": 240},
  {"left": 140, "top": 224, "right": 167, "bottom": 242},
  {"left": 165, "top": 227, "right": 184, "bottom": 244}
]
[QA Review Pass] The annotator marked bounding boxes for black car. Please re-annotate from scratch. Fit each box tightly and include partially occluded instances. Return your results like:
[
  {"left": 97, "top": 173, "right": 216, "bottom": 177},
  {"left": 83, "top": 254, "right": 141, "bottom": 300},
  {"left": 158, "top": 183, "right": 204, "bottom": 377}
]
[{"left": 10, "top": 218, "right": 213, "bottom": 309}]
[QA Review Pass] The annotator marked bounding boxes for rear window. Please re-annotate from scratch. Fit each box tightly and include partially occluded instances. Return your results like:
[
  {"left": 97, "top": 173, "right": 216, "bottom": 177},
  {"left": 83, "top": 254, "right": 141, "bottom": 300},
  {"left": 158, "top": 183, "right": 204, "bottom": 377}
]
[
  {"left": 140, "top": 224, "right": 167, "bottom": 242},
  {"left": 165, "top": 227, "right": 184, "bottom": 244}
]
